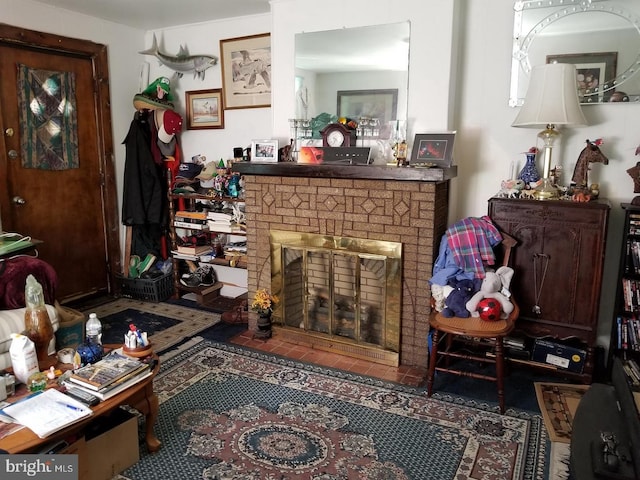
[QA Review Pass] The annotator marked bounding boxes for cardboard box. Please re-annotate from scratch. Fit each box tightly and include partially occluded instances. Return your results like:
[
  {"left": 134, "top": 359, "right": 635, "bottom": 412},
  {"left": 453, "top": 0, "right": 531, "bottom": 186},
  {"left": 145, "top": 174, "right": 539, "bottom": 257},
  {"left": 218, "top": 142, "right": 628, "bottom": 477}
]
[
  {"left": 532, "top": 339, "right": 586, "bottom": 373},
  {"left": 85, "top": 408, "right": 139, "bottom": 480},
  {"left": 58, "top": 436, "right": 89, "bottom": 479},
  {"left": 55, "top": 305, "right": 85, "bottom": 349}
]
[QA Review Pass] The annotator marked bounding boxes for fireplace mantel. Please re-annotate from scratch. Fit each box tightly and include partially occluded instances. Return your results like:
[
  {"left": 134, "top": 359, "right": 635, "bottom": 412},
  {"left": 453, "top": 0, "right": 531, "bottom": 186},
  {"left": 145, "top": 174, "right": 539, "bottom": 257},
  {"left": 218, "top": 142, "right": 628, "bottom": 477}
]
[
  {"left": 235, "top": 161, "right": 453, "bottom": 368},
  {"left": 233, "top": 162, "right": 457, "bottom": 182}
]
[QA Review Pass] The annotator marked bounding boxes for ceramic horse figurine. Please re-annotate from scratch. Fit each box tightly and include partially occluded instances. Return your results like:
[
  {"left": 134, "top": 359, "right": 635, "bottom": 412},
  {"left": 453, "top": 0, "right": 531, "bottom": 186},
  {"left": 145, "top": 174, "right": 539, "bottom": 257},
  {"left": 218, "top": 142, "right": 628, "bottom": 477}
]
[{"left": 571, "top": 139, "right": 608, "bottom": 191}]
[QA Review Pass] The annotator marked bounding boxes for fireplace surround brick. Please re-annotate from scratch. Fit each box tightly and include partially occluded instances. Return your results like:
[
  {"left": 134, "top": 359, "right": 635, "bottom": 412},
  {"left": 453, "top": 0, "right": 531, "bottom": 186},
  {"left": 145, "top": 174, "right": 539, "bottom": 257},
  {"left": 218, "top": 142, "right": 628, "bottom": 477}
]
[{"left": 239, "top": 168, "right": 451, "bottom": 367}]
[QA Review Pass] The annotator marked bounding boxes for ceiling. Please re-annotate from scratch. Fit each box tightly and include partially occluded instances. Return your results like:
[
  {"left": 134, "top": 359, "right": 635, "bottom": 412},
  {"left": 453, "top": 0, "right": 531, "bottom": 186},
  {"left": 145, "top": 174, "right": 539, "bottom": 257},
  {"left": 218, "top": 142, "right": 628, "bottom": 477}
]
[{"left": 32, "top": 0, "right": 272, "bottom": 30}]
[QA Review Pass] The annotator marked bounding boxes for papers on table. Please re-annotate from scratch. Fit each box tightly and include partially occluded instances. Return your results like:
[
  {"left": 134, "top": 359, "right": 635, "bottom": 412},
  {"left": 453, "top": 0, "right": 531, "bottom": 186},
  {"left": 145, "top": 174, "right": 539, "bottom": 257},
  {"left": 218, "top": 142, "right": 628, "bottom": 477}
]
[{"left": 2, "top": 389, "right": 92, "bottom": 438}]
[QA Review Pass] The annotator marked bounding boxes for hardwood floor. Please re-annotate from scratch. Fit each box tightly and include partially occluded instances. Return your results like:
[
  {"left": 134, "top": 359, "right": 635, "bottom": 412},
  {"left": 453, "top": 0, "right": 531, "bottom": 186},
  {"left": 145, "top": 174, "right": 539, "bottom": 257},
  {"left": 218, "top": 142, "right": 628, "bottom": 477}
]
[{"left": 229, "top": 329, "right": 428, "bottom": 387}]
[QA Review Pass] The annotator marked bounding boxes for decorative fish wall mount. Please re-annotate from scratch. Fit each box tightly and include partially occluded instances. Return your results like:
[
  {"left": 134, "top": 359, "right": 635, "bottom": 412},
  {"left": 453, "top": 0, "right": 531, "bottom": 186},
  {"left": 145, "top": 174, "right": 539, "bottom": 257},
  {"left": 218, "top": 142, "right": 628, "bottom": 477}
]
[{"left": 139, "top": 34, "right": 218, "bottom": 80}]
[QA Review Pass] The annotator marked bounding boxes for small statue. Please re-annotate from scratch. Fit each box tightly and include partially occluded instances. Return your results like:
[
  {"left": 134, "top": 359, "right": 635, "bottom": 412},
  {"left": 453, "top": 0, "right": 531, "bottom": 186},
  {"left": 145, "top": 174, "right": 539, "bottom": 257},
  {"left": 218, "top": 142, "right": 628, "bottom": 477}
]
[{"left": 571, "top": 139, "right": 608, "bottom": 192}]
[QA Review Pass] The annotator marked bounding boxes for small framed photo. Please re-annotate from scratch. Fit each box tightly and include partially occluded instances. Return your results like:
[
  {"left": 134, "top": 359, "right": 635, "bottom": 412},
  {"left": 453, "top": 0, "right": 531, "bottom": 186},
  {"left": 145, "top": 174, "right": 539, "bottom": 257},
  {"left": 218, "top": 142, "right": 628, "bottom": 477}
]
[
  {"left": 251, "top": 139, "right": 279, "bottom": 163},
  {"left": 410, "top": 132, "right": 456, "bottom": 167},
  {"left": 185, "top": 89, "right": 224, "bottom": 129}
]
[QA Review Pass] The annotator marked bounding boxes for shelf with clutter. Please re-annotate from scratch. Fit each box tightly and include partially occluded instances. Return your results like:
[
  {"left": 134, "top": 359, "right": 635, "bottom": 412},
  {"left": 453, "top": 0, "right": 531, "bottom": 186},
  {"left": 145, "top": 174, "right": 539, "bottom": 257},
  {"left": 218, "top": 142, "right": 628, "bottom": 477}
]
[{"left": 166, "top": 157, "right": 248, "bottom": 306}]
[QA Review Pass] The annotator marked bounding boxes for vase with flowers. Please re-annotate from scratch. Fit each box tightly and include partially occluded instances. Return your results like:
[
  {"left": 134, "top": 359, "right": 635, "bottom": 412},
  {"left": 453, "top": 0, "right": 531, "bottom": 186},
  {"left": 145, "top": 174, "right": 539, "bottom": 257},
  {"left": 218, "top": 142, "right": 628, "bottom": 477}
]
[{"left": 251, "top": 289, "right": 278, "bottom": 338}]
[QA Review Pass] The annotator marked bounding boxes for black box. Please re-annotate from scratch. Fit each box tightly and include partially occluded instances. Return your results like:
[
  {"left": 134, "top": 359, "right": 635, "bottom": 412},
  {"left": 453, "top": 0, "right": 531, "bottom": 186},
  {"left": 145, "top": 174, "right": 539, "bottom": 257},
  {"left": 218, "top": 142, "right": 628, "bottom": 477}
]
[{"left": 532, "top": 339, "right": 586, "bottom": 373}]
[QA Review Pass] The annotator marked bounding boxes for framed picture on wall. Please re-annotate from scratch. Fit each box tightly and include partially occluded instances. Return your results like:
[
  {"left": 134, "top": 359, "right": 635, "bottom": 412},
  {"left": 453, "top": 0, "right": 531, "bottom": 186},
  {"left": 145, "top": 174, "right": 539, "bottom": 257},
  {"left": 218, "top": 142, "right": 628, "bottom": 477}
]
[
  {"left": 410, "top": 132, "right": 456, "bottom": 167},
  {"left": 546, "top": 52, "right": 618, "bottom": 103},
  {"left": 251, "top": 139, "right": 278, "bottom": 163},
  {"left": 220, "top": 33, "right": 271, "bottom": 109},
  {"left": 185, "top": 89, "right": 224, "bottom": 129}
]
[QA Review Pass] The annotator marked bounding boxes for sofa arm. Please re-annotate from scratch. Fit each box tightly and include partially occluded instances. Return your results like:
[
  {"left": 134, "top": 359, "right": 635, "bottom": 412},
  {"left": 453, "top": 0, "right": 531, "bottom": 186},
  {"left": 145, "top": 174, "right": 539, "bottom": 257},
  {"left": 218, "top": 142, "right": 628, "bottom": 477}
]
[{"left": 0, "top": 305, "right": 60, "bottom": 371}]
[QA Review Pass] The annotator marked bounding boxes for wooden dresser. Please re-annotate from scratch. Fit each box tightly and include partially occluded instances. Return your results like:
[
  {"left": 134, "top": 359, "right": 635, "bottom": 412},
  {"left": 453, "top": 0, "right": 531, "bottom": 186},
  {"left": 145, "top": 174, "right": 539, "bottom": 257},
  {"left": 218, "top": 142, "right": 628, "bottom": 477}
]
[{"left": 488, "top": 197, "right": 610, "bottom": 382}]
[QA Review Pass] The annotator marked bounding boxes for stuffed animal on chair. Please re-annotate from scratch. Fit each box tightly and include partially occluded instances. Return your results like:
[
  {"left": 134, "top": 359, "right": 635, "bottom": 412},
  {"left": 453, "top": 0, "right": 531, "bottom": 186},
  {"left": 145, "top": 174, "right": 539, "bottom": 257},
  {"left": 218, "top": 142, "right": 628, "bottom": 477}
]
[
  {"left": 465, "top": 266, "right": 515, "bottom": 319},
  {"left": 441, "top": 278, "right": 481, "bottom": 318}
]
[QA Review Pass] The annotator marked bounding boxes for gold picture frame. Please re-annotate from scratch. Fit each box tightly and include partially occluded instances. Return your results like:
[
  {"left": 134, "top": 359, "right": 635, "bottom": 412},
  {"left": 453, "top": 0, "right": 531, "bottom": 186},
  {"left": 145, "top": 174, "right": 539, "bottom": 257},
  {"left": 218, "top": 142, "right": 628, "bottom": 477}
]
[
  {"left": 185, "top": 89, "right": 224, "bottom": 130},
  {"left": 220, "top": 33, "right": 271, "bottom": 110}
]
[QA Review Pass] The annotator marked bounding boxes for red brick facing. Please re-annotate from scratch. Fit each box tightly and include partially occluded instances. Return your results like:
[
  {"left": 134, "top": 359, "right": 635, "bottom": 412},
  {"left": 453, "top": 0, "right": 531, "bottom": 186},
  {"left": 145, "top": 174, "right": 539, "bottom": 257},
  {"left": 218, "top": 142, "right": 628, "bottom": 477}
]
[{"left": 243, "top": 174, "right": 450, "bottom": 367}]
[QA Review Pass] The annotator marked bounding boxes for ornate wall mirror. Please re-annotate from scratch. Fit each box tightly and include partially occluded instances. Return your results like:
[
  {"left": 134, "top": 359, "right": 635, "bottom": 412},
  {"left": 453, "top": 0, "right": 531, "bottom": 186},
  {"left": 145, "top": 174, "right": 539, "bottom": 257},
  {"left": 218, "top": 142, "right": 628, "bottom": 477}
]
[
  {"left": 510, "top": 0, "right": 640, "bottom": 106},
  {"left": 294, "top": 22, "right": 410, "bottom": 139}
]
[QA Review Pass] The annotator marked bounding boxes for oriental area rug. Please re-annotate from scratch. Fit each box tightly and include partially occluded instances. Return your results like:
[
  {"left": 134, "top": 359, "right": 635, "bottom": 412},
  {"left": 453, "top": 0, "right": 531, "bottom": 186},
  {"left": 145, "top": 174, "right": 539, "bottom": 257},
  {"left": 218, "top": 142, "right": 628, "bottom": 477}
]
[
  {"left": 81, "top": 298, "right": 218, "bottom": 353},
  {"left": 117, "top": 339, "right": 549, "bottom": 480}
]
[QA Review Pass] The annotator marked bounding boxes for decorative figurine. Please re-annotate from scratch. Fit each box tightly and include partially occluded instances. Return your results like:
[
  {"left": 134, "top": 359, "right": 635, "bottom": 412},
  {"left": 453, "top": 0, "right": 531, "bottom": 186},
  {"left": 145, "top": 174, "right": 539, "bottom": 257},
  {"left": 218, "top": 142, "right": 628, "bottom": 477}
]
[
  {"left": 518, "top": 147, "right": 541, "bottom": 186},
  {"left": 571, "top": 139, "right": 608, "bottom": 192}
]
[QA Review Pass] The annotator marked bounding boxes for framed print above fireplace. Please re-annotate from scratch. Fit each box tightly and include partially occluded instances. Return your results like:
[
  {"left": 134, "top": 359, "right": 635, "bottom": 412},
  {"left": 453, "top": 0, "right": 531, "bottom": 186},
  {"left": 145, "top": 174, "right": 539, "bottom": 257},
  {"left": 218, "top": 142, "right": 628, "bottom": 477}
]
[{"left": 410, "top": 132, "right": 456, "bottom": 167}]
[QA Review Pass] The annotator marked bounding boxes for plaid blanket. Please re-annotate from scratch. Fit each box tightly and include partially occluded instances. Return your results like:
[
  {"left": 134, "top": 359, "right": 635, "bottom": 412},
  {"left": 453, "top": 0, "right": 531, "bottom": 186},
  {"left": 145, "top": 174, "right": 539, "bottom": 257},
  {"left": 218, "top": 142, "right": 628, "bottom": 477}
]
[{"left": 446, "top": 216, "right": 502, "bottom": 278}]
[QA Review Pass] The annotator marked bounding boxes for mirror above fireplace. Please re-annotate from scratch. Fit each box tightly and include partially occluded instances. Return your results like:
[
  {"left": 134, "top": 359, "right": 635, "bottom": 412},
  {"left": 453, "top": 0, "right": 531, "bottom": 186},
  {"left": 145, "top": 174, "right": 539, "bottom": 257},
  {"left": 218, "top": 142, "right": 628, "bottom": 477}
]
[{"left": 294, "top": 22, "right": 410, "bottom": 125}]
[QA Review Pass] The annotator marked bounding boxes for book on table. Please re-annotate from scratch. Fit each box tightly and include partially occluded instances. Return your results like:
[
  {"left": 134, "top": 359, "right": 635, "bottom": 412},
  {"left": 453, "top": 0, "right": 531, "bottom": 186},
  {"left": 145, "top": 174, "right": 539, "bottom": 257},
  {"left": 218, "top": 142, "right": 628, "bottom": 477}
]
[
  {"left": 2, "top": 389, "right": 93, "bottom": 438},
  {"left": 68, "top": 352, "right": 148, "bottom": 391},
  {"left": 63, "top": 368, "right": 153, "bottom": 401}
]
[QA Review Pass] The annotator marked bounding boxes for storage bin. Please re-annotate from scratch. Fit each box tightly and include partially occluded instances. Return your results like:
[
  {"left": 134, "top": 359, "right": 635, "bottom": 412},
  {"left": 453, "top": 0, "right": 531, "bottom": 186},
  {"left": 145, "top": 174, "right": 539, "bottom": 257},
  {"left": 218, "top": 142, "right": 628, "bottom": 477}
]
[
  {"left": 117, "top": 273, "right": 174, "bottom": 302},
  {"left": 55, "top": 303, "right": 85, "bottom": 349}
]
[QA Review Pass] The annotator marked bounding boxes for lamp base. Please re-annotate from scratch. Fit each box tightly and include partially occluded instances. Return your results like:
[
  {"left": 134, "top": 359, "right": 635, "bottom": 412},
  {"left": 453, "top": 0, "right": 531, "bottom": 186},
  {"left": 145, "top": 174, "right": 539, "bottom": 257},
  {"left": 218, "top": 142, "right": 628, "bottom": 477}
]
[{"left": 534, "top": 178, "right": 559, "bottom": 200}]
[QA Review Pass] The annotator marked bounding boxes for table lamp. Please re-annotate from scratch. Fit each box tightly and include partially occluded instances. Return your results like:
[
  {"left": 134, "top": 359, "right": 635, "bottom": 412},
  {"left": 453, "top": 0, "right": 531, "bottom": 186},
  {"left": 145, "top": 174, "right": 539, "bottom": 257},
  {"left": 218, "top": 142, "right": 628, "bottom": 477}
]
[{"left": 512, "top": 63, "right": 587, "bottom": 199}]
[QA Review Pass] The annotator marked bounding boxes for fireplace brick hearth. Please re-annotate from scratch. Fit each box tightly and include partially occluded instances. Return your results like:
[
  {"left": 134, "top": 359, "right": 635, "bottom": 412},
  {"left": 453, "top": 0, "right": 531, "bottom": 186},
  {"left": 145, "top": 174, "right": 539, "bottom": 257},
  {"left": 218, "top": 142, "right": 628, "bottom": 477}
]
[{"left": 233, "top": 163, "right": 454, "bottom": 367}]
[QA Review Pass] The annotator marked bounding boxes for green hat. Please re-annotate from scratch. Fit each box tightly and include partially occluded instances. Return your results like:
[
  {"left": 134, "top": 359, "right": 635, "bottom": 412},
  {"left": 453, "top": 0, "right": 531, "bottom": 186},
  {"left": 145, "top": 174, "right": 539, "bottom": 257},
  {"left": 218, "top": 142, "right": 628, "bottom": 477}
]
[
  {"left": 142, "top": 77, "right": 173, "bottom": 101},
  {"left": 133, "top": 76, "right": 175, "bottom": 111}
]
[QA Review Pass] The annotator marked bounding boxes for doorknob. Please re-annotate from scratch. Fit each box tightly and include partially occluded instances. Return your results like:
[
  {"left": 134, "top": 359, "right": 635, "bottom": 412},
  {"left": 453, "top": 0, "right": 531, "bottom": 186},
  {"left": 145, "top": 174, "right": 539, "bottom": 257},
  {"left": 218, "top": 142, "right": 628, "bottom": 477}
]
[
  {"left": 8, "top": 150, "right": 18, "bottom": 159},
  {"left": 12, "top": 196, "right": 26, "bottom": 205}
]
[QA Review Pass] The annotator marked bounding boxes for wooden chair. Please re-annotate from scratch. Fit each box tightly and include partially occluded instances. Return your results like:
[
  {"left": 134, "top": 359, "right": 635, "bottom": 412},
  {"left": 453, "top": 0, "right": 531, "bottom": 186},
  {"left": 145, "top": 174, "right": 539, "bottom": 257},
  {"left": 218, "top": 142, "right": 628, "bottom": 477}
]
[{"left": 426, "top": 232, "right": 519, "bottom": 414}]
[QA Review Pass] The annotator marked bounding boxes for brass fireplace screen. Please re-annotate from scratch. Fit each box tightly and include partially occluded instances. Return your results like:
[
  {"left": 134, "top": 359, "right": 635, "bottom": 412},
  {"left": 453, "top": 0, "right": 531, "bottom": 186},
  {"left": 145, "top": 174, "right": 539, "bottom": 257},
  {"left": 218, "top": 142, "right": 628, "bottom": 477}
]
[{"left": 270, "top": 230, "right": 402, "bottom": 364}]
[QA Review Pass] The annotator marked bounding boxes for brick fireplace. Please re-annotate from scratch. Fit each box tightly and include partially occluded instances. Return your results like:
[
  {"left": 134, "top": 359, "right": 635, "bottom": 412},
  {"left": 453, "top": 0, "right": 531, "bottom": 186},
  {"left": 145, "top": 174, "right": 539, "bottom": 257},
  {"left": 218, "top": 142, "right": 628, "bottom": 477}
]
[{"left": 233, "top": 163, "right": 454, "bottom": 367}]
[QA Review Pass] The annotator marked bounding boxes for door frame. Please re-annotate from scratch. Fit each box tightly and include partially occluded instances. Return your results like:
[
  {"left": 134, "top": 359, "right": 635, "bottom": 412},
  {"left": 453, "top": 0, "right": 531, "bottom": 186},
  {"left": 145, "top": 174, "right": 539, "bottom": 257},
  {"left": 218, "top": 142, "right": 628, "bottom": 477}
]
[{"left": 0, "top": 24, "right": 121, "bottom": 296}]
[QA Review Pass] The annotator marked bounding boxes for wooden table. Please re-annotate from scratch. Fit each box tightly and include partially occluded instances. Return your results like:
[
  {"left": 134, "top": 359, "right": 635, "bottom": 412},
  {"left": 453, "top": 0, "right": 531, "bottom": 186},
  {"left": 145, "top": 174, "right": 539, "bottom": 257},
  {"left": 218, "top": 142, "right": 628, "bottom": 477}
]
[{"left": 0, "top": 345, "right": 161, "bottom": 454}]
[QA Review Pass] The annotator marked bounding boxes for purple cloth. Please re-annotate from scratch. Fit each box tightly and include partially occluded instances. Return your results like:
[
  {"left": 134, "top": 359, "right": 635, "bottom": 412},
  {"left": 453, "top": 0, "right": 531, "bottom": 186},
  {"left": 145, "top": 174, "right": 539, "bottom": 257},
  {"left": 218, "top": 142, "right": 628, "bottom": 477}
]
[{"left": 0, "top": 257, "right": 58, "bottom": 309}]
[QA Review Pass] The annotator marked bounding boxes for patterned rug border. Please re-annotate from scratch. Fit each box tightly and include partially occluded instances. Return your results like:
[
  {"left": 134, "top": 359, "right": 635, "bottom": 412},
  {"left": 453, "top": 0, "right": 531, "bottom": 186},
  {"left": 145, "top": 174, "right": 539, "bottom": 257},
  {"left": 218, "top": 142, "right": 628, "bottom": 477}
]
[
  {"left": 534, "top": 381, "right": 589, "bottom": 444},
  {"left": 142, "top": 339, "right": 549, "bottom": 480},
  {"left": 81, "top": 298, "right": 219, "bottom": 354}
]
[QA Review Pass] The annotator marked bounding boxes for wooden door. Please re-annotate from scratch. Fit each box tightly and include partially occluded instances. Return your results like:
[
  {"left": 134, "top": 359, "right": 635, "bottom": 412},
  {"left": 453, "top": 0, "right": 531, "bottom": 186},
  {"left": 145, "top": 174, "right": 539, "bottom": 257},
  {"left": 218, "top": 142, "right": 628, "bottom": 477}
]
[{"left": 0, "top": 26, "right": 120, "bottom": 302}]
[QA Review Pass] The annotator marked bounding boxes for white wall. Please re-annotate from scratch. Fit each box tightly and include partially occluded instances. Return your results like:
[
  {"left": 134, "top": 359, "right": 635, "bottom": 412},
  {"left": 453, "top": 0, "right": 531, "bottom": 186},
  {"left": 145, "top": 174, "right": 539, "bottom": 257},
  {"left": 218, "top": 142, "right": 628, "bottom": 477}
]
[
  {"left": 144, "top": 14, "right": 273, "bottom": 164},
  {"left": 457, "top": 0, "right": 640, "bottom": 350},
  {"left": 271, "top": 0, "right": 460, "bottom": 145}
]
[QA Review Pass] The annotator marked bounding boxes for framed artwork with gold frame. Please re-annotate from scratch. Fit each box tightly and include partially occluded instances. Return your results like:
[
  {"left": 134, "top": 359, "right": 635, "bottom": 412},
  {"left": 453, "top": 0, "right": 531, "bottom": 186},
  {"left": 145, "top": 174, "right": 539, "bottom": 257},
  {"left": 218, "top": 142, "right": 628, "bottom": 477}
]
[
  {"left": 185, "top": 89, "right": 224, "bottom": 130},
  {"left": 220, "top": 33, "right": 271, "bottom": 109}
]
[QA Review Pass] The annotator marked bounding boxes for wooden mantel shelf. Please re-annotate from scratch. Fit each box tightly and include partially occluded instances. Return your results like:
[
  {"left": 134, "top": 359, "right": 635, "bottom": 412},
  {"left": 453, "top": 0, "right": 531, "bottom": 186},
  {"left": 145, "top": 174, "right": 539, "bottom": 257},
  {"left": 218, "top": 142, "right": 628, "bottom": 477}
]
[{"left": 232, "top": 162, "right": 457, "bottom": 182}]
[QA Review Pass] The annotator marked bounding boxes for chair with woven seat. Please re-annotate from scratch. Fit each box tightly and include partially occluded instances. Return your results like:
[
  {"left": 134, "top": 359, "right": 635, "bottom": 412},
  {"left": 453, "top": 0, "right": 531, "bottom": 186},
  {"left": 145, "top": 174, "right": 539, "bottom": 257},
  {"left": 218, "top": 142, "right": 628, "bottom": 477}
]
[{"left": 426, "top": 232, "right": 518, "bottom": 414}]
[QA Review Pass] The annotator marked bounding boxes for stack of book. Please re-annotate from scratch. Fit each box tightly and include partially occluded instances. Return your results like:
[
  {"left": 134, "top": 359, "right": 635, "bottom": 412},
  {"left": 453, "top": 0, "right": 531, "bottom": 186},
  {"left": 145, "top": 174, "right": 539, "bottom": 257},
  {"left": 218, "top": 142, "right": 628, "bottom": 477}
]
[
  {"left": 64, "top": 352, "right": 153, "bottom": 401},
  {"left": 617, "top": 316, "right": 640, "bottom": 352},
  {"left": 621, "top": 358, "right": 640, "bottom": 388},
  {"left": 176, "top": 244, "right": 213, "bottom": 255},
  {"left": 174, "top": 210, "right": 209, "bottom": 231},
  {"left": 207, "top": 210, "right": 244, "bottom": 233}
]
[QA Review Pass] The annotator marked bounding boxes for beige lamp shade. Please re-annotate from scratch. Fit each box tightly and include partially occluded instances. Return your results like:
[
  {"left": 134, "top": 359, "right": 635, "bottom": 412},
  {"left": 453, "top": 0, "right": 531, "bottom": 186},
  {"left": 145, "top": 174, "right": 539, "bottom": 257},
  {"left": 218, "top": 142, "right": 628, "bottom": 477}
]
[{"left": 512, "top": 63, "right": 587, "bottom": 128}]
